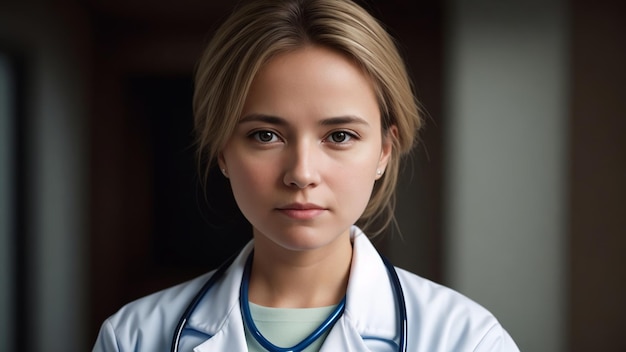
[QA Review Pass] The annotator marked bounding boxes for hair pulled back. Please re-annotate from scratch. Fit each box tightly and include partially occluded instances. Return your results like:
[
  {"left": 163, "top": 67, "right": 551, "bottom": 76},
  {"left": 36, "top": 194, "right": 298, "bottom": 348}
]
[{"left": 194, "top": 0, "right": 422, "bottom": 236}]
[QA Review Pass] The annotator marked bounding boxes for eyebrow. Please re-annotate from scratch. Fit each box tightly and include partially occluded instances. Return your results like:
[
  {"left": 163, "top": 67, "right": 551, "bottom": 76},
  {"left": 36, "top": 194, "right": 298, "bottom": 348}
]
[
  {"left": 239, "top": 114, "right": 370, "bottom": 127},
  {"left": 320, "top": 115, "right": 370, "bottom": 127}
]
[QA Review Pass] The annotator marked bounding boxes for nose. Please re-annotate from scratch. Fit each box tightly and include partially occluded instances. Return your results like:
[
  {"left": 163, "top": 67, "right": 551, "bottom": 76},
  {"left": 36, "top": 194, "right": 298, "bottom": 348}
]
[{"left": 283, "top": 142, "right": 321, "bottom": 189}]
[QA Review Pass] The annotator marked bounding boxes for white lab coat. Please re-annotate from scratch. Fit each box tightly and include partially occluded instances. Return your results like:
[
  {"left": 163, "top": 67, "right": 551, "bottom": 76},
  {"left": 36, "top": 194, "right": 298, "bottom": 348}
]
[{"left": 93, "top": 227, "right": 519, "bottom": 351}]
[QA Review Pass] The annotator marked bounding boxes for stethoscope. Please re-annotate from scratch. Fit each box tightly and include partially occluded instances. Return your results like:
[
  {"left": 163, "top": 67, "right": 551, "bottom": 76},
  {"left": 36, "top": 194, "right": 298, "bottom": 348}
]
[{"left": 171, "top": 249, "right": 407, "bottom": 352}]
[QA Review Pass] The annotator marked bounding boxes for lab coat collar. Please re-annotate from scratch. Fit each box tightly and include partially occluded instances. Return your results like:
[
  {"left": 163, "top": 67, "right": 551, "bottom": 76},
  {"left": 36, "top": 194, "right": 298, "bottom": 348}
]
[
  {"left": 183, "top": 240, "right": 251, "bottom": 351},
  {"left": 341, "top": 226, "right": 399, "bottom": 345},
  {"left": 191, "top": 226, "right": 398, "bottom": 351}
]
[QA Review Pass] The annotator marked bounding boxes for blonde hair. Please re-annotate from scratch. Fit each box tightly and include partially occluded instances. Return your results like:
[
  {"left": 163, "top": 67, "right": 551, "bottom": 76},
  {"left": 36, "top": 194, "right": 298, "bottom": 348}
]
[{"left": 194, "top": 0, "right": 422, "bottom": 236}]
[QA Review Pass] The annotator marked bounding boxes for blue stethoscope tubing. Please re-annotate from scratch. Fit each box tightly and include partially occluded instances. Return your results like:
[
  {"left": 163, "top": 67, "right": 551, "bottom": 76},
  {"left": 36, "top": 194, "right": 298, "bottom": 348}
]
[
  {"left": 171, "top": 249, "right": 408, "bottom": 352},
  {"left": 240, "top": 253, "right": 348, "bottom": 352}
]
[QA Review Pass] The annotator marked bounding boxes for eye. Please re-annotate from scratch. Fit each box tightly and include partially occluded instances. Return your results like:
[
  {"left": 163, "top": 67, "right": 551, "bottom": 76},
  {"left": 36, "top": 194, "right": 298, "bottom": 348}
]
[
  {"left": 251, "top": 130, "right": 279, "bottom": 143},
  {"left": 326, "top": 131, "right": 355, "bottom": 144}
]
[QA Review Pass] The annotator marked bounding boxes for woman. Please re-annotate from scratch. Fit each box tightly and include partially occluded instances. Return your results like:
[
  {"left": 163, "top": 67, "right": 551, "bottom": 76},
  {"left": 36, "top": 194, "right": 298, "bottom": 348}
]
[{"left": 93, "top": 0, "right": 519, "bottom": 351}]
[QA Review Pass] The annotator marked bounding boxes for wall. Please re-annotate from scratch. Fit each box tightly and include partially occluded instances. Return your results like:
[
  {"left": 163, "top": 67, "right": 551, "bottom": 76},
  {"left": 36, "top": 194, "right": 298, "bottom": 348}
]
[
  {"left": 569, "top": 0, "right": 626, "bottom": 349},
  {"left": 444, "top": 0, "right": 568, "bottom": 350},
  {"left": 0, "top": 52, "right": 16, "bottom": 352},
  {"left": 0, "top": 1, "right": 91, "bottom": 351}
]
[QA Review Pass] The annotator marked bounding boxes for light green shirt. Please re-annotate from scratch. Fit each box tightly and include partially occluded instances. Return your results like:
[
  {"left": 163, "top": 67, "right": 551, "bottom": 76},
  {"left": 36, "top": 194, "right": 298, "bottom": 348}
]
[{"left": 244, "top": 302, "right": 339, "bottom": 352}]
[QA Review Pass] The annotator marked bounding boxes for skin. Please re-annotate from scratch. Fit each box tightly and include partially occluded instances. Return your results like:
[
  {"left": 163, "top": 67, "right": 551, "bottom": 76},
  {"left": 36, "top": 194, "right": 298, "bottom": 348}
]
[{"left": 219, "top": 45, "right": 394, "bottom": 308}]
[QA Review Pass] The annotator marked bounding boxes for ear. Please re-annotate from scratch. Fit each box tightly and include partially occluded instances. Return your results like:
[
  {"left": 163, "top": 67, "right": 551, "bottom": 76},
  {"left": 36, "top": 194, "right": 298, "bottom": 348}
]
[
  {"left": 376, "top": 125, "right": 397, "bottom": 178},
  {"left": 217, "top": 151, "right": 229, "bottom": 178},
  {"left": 217, "top": 151, "right": 226, "bottom": 170}
]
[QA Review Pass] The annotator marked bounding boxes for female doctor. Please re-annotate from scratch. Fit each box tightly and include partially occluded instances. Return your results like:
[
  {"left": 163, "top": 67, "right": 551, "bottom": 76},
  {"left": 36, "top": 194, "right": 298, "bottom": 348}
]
[{"left": 93, "top": 0, "right": 519, "bottom": 351}]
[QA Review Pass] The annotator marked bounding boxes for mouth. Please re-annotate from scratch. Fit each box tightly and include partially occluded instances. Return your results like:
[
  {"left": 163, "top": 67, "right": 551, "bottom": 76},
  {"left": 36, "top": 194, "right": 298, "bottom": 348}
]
[{"left": 276, "top": 203, "right": 327, "bottom": 220}]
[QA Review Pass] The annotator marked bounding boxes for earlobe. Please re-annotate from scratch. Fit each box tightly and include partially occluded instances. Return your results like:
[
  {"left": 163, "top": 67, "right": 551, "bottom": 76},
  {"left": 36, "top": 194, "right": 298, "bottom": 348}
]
[{"left": 217, "top": 152, "right": 229, "bottom": 178}]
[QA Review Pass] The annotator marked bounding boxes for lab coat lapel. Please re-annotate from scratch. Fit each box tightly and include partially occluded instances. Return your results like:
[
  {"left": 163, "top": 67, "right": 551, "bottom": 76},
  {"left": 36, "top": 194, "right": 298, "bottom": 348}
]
[
  {"left": 319, "top": 317, "right": 371, "bottom": 351},
  {"left": 192, "top": 311, "right": 248, "bottom": 352},
  {"left": 187, "top": 242, "right": 254, "bottom": 352},
  {"left": 321, "top": 227, "right": 400, "bottom": 350}
]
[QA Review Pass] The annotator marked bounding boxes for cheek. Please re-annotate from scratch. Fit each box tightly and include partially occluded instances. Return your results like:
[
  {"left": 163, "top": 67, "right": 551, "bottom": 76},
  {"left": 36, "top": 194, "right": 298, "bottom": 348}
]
[
  {"left": 226, "top": 156, "right": 277, "bottom": 206},
  {"left": 343, "top": 169, "right": 376, "bottom": 197},
  {"left": 329, "top": 154, "right": 379, "bottom": 204}
]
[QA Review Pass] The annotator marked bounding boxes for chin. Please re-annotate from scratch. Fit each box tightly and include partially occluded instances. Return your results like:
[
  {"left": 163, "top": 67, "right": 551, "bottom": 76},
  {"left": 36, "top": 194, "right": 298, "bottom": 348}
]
[{"left": 254, "top": 225, "right": 349, "bottom": 252}]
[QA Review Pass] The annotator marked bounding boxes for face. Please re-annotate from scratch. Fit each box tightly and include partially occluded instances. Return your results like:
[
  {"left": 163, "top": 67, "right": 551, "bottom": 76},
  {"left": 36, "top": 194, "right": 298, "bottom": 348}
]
[{"left": 219, "top": 45, "right": 393, "bottom": 254}]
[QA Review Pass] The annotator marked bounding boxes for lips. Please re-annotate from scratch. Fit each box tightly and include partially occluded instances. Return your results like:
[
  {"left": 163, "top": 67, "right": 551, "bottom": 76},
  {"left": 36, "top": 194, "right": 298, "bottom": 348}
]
[{"left": 276, "top": 203, "right": 326, "bottom": 220}]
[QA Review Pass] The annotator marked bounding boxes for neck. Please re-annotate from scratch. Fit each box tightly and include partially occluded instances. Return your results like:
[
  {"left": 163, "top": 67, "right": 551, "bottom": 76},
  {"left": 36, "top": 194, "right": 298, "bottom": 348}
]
[{"left": 248, "top": 231, "right": 353, "bottom": 308}]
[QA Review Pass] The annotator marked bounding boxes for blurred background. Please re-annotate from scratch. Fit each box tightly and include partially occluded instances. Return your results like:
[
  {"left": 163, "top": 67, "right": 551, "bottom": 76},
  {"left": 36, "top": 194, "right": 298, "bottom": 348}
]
[{"left": 1, "top": 0, "right": 624, "bottom": 351}]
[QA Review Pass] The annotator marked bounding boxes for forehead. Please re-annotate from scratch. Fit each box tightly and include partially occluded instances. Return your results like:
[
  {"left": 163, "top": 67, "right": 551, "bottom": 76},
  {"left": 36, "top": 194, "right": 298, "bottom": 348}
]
[{"left": 241, "top": 45, "right": 380, "bottom": 124}]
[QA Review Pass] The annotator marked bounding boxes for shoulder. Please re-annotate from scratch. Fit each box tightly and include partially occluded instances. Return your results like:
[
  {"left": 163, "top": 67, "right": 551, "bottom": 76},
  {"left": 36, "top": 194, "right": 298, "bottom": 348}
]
[
  {"left": 396, "top": 268, "right": 519, "bottom": 351},
  {"left": 92, "top": 271, "right": 214, "bottom": 352},
  {"left": 396, "top": 268, "right": 491, "bottom": 321},
  {"left": 107, "top": 271, "right": 213, "bottom": 328}
]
